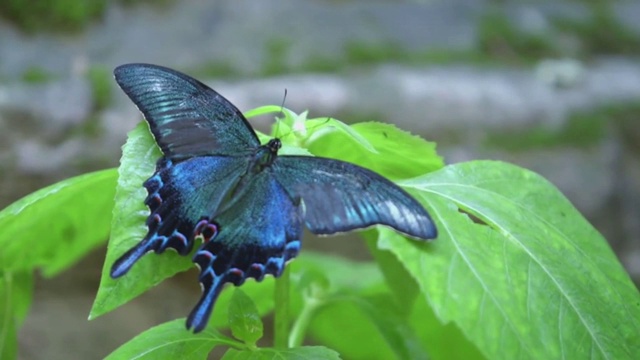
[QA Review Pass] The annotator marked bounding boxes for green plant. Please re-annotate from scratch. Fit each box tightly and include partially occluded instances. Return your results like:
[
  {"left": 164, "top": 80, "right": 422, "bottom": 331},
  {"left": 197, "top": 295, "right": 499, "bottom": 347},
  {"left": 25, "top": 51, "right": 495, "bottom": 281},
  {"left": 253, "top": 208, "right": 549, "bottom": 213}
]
[
  {"left": 0, "top": 0, "right": 174, "bottom": 33},
  {"left": 262, "top": 38, "right": 293, "bottom": 76},
  {"left": 21, "top": 66, "right": 54, "bottom": 84},
  {"left": 477, "top": 11, "right": 557, "bottom": 63},
  {"left": 554, "top": 2, "right": 640, "bottom": 57},
  {"left": 1, "top": 107, "right": 639, "bottom": 359},
  {"left": 0, "top": 0, "right": 107, "bottom": 33},
  {"left": 87, "top": 65, "right": 113, "bottom": 111}
]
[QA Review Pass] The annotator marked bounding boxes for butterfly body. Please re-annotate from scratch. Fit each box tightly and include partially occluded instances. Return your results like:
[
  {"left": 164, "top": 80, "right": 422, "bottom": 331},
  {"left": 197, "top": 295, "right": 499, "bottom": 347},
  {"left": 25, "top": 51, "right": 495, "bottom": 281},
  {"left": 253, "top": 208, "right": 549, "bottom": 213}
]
[{"left": 110, "top": 63, "right": 437, "bottom": 333}]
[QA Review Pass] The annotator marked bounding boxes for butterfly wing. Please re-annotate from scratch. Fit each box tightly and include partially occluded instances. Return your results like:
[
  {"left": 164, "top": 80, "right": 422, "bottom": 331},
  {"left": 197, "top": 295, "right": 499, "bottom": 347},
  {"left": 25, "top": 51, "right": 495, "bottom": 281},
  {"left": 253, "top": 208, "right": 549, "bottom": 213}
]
[
  {"left": 110, "top": 156, "right": 247, "bottom": 278},
  {"left": 273, "top": 156, "right": 437, "bottom": 240},
  {"left": 114, "top": 63, "right": 260, "bottom": 158},
  {"left": 187, "top": 172, "right": 302, "bottom": 333}
]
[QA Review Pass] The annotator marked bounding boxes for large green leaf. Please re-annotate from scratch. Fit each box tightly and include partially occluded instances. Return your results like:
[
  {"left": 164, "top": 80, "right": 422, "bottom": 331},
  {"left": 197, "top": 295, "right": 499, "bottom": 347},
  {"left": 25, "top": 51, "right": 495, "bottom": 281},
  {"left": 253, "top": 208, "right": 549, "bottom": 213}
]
[
  {"left": 0, "top": 168, "right": 116, "bottom": 276},
  {"left": 347, "top": 295, "right": 429, "bottom": 360},
  {"left": 409, "top": 293, "right": 485, "bottom": 360},
  {"left": 364, "top": 233, "right": 419, "bottom": 315},
  {"left": 306, "top": 121, "right": 443, "bottom": 180},
  {"left": 367, "top": 233, "right": 485, "bottom": 360},
  {"left": 221, "top": 346, "right": 341, "bottom": 360},
  {"left": 91, "top": 122, "right": 186, "bottom": 319},
  {"left": 281, "top": 116, "right": 378, "bottom": 154},
  {"left": 105, "top": 318, "right": 240, "bottom": 360},
  {"left": 382, "top": 160, "right": 640, "bottom": 359},
  {"left": 309, "top": 297, "right": 397, "bottom": 360},
  {"left": 289, "top": 252, "right": 383, "bottom": 293}
]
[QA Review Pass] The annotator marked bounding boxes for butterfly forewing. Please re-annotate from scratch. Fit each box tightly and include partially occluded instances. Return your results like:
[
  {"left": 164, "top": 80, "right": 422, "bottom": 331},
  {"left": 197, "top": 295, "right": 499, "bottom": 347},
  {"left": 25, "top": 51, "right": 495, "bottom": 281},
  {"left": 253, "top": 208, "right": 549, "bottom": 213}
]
[
  {"left": 273, "top": 156, "right": 437, "bottom": 239},
  {"left": 114, "top": 63, "right": 259, "bottom": 158}
]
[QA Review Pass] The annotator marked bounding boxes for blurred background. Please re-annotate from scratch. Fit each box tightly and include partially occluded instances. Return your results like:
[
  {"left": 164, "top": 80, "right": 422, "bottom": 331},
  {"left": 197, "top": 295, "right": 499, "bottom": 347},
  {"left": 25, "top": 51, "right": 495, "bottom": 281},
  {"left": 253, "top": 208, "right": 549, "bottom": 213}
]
[{"left": 1, "top": 0, "right": 639, "bottom": 358}]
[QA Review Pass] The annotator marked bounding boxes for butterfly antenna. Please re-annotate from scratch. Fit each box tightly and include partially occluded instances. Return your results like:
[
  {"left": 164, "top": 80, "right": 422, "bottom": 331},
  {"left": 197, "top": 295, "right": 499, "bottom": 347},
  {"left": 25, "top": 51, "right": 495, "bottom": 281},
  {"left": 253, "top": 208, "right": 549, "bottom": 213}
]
[{"left": 275, "top": 89, "right": 287, "bottom": 138}]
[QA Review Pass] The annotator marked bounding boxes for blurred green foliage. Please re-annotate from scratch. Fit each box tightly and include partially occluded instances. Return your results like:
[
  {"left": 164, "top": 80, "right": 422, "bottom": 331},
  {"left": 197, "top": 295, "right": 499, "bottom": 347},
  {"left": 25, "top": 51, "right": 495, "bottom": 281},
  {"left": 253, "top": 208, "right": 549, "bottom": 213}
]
[
  {"left": 21, "top": 66, "right": 54, "bottom": 83},
  {"left": 554, "top": 3, "right": 640, "bottom": 56},
  {"left": 479, "top": 2, "right": 640, "bottom": 62},
  {"left": 478, "top": 11, "right": 557, "bottom": 63},
  {"left": 262, "top": 38, "right": 293, "bottom": 76},
  {"left": 0, "top": 0, "right": 171, "bottom": 33},
  {"left": 484, "top": 101, "right": 640, "bottom": 151},
  {"left": 196, "top": 4, "right": 640, "bottom": 79},
  {"left": 86, "top": 65, "right": 112, "bottom": 111},
  {"left": 0, "top": 0, "right": 107, "bottom": 33}
]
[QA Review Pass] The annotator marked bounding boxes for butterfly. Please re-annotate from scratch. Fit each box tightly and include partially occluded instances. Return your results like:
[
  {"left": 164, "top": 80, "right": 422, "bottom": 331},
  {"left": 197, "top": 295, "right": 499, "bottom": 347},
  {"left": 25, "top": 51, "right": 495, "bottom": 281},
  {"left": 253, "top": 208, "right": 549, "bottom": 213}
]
[{"left": 109, "top": 63, "right": 437, "bottom": 333}]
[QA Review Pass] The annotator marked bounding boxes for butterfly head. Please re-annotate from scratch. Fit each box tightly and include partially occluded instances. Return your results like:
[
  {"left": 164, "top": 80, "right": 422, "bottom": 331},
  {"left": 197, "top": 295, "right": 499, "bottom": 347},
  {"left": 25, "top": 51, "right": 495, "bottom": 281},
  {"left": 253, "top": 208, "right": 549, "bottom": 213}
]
[
  {"left": 267, "top": 138, "right": 282, "bottom": 153},
  {"left": 251, "top": 138, "right": 282, "bottom": 173}
]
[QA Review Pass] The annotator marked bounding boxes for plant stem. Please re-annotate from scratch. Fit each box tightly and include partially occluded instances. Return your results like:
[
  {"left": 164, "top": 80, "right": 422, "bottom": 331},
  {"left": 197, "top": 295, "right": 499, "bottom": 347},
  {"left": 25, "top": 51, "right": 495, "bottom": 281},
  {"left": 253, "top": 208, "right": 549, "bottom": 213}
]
[
  {"left": 273, "top": 266, "right": 290, "bottom": 348},
  {"left": 288, "top": 293, "right": 320, "bottom": 348},
  {"left": 0, "top": 272, "right": 12, "bottom": 357}
]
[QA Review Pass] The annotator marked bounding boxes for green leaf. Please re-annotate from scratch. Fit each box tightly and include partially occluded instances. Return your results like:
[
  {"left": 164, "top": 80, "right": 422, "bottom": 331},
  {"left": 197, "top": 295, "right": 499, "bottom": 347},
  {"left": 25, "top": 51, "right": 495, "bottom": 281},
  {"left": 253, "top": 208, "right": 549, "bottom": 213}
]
[
  {"left": 275, "top": 109, "right": 307, "bottom": 140},
  {"left": 221, "top": 346, "right": 341, "bottom": 360},
  {"left": 228, "top": 289, "right": 263, "bottom": 346},
  {"left": 97, "top": 273, "right": 275, "bottom": 330},
  {"left": 366, "top": 233, "right": 485, "bottom": 360},
  {"left": 244, "top": 105, "right": 297, "bottom": 143},
  {"left": 350, "top": 295, "right": 430, "bottom": 360},
  {"left": 279, "top": 143, "right": 315, "bottom": 157},
  {"left": 243, "top": 105, "right": 289, "bottom": 121},
  {"left": 105, "top": 318, "right": 241, "bottom": 360},
  {"left": 305, "top": 117, "right": 378, "bottom": 154},
  {"left": 306, "top": 122, "right": 443, "bottom": 180},
  {"left": 288, "top": 253, "right": 415, "bottom": 358},
  {"left": 91, "top": 122, "right": 194, "bottom": 319},
  {"left": 0, "top": 168, "right": 116, "bottom": 276},
  {"left": 383, "top": 160, "right": 640, "bottom": 359},
  {"left": 364, "top": 231, "right": 419, "bottom": 315},
  {"left": 409, "top": 295, "right": 485, "bottom": 360},
  {"left": 290, "top": 252, "right": 383, "bottom": 294},
  {"left": 309, "top": 298, "right": 397, "bottom": 360},
  {"left": 210, "top": 279, "right": 275, "bottom": 329}
]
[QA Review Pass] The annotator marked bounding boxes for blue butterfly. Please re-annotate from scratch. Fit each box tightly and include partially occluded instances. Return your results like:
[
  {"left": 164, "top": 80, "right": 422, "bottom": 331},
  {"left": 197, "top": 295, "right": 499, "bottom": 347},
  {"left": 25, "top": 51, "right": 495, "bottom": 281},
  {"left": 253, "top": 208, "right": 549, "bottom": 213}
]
[{"left": 109, "top": 63, "right": 437, "bottom": 333}]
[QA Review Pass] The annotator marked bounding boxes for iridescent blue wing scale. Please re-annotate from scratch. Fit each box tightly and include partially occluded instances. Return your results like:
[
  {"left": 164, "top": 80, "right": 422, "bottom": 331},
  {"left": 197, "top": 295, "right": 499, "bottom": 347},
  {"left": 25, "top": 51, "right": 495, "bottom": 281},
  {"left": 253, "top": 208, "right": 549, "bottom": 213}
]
[
  {"left": 110, "top": 156, "right": 247, "bottom": 278},
  {"left": 187, "top": 172, "right": 302, "bottom": 333},
  {"left": 273, "top": 156, "right": 437, "bottom": 239},
  {"left": 114, "top": 63, "right": 259, "bottom": 158}
]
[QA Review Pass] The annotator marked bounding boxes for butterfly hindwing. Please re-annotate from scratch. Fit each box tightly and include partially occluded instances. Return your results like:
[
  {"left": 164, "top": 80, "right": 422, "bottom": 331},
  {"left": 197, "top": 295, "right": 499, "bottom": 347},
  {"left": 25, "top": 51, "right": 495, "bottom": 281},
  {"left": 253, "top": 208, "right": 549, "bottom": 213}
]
[
  {"left": 114, "top": 63, "right": 259, "bottom": 158},
  {"left": 273, "top": 156, "right": 437, "bottom": 239},
  {"left": 110, "top": 155, "right": 247, "bottom": 278},
  {"left": 187, "top": 172, "right": 302, "bottom": 332}
]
